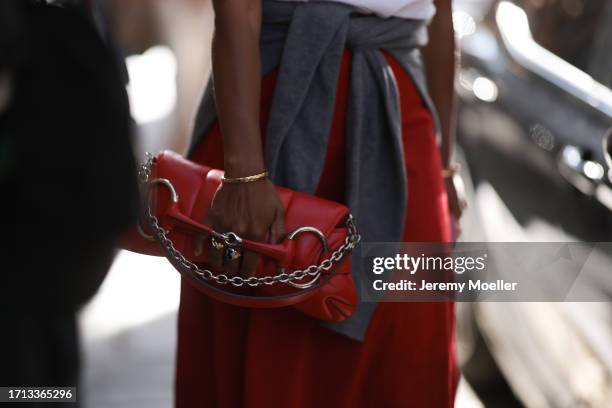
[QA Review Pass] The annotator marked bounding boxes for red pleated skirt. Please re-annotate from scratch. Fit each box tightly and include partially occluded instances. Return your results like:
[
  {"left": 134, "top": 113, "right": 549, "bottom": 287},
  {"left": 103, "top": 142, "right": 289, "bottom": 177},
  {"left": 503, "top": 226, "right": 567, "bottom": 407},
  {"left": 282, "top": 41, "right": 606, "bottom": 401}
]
[{"left": 179, "top": 51, "right": 458, "bottom": 408}]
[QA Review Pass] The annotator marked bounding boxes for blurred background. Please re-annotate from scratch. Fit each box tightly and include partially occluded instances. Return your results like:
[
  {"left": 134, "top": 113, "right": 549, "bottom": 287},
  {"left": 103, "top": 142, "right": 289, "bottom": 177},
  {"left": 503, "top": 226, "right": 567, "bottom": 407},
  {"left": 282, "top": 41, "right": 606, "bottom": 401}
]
[
  {"left": 452, "top": 1, "right": 612, "bottom": 407},
  {"left": 18, "top": 0, "right": 608, "bottom": 407}
]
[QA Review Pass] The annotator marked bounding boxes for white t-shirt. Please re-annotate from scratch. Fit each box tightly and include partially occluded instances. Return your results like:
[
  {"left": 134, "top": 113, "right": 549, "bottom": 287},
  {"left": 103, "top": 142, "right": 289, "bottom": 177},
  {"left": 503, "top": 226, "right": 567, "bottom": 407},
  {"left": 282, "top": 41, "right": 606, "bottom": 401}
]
[{"left": 275, "top": 0, "right": 436, "bottom": 20}]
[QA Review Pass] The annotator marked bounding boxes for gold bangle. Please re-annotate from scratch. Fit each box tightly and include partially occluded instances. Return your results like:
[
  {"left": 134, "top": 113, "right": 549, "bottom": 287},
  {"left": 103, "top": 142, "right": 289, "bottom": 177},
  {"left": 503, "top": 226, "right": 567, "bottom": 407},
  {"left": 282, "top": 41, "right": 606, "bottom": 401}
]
[
  {"left": 222, "top": 171, "right": 269, "bottom": 184},
  {"left": 442, "top": 163, "right": 461, "bottom": 179}
]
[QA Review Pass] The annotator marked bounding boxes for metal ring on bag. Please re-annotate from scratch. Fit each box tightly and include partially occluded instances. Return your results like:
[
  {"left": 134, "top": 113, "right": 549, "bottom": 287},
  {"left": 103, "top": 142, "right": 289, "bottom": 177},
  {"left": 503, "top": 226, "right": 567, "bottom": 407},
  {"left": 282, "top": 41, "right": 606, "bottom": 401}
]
[
  {"left": 225, "top": 247, "right": 242, "bottom": 261},
  {"left": 137, "top": 178, "right": 180, "bottom": 241},
  {"left": 284, "top": 226, "right": 330, "bottom": 289}
]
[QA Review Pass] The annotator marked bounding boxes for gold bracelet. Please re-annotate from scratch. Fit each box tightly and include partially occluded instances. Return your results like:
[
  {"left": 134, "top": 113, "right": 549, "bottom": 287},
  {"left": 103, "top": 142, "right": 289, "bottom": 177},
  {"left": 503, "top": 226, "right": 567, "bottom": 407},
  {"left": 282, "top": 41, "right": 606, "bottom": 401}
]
[
  {"left": 222, "top": 171, "right": 269, "bottom": 184},
  {"left": 442, "top": 163, "right": 461, "bottom": 179}
]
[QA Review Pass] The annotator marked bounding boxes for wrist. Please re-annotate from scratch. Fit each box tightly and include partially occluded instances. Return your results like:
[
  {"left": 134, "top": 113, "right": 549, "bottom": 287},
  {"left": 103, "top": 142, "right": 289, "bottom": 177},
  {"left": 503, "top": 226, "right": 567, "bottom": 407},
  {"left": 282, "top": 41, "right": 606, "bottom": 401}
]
[
  {"left": 224, "top": 154, "right": 266, "bottom": 179},
  {"left": 222, "top": 171, "right": 268, "bottom": 185}
]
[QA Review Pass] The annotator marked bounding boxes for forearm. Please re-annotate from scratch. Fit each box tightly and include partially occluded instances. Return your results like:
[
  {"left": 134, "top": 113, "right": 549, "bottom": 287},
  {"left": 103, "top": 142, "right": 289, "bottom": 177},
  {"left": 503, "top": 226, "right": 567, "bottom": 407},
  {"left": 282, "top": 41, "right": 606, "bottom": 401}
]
[
  {"left": 422, "top": 0, "right": 457, "bottom": 167},
  {"left": 212, "top": 0, "right": 264, "bottom": 177}
]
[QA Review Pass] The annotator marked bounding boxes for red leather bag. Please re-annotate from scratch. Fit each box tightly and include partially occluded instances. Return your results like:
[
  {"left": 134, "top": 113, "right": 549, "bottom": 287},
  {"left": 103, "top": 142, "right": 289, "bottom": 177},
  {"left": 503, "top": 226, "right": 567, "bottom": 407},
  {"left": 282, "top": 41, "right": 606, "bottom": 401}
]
[{"left": 121, "top": 151, "right": 360, "bottom": 322}]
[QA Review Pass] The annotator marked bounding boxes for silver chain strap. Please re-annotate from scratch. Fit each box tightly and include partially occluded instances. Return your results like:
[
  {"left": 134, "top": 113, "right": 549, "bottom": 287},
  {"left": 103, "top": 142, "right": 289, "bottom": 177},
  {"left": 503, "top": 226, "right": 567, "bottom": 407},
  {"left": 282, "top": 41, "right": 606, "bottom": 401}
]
[{"left": 140, "top": 154, "right": 361, "bottom": 288}]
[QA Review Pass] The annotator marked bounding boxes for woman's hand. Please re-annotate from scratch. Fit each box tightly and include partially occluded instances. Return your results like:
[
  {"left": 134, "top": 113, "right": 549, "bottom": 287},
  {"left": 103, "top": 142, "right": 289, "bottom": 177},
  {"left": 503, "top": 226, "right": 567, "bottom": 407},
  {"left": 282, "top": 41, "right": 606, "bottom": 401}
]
[
  {"left": 194, "top": 178, "right": 285, "bottom": 277},
  {"left": 445, "top": 174, "right": 467, "bottom": 220}
]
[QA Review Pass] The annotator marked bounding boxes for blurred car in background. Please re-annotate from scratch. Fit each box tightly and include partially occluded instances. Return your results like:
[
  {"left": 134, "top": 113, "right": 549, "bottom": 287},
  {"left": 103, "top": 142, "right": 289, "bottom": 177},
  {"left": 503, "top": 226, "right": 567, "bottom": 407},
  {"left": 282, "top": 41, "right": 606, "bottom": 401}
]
[
  {"left": 453, "top": 0, "right": 612, "bottom": 407},
  {"left": 456, "top": 0, "right": 612, "bottom": 240}
]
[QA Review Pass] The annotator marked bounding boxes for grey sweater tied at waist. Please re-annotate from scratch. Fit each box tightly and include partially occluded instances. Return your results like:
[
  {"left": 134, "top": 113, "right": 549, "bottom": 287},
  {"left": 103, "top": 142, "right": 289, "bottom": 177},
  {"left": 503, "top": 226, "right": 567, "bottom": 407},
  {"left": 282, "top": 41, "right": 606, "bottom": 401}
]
[{"left": 189, "top": 0, "right": 440, "bottom": 342}]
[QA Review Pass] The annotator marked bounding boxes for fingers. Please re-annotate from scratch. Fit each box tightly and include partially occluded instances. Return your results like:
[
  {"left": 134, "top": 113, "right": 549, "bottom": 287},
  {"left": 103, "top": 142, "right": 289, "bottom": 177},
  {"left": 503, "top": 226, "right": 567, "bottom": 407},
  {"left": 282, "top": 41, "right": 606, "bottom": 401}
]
[
  {"left": 193, "top": 234, "right": 205, "bottom": 257},
  {"left": 451, "top": 200, "right": 465, "bottom": 220},
  {"left": 454, "top": 178, "right": 468, "bottom": 219},
  {"left": 269, "top": 208, "right": 286, "bottom": 244},
  {"left": 207, "top": 238, "right": 224, "bottom": 273},
  {"left": 201, "top": 213, "right": 225, "bottom": 272},
  {"left": 236, "top": 221, "right": 266, "bottom": 277},
  {"left": 193, "top": 232, "right": 225, "bottom": 273},
  {"left": 459, "top": 197, "right": 468, "bottom": 215},
  {"left": 239, "top": 250, "right": 260, "bottom": 278},
  {"left": 193, "top": 187, "right": 286, "bottom": 279},
  {"left": 445, "top": 175, "right": 468, "bottom": 220},
  {"left": 238, "top": 209, "right": 284, "bottom": 277}
]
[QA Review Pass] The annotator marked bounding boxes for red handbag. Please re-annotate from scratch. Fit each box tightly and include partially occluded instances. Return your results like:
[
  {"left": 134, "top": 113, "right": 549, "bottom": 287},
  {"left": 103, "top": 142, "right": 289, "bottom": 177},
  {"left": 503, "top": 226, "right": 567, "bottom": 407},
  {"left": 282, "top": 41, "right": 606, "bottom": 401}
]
[{"left": 121, "top": 151, "right": 360, "bottom": 322}]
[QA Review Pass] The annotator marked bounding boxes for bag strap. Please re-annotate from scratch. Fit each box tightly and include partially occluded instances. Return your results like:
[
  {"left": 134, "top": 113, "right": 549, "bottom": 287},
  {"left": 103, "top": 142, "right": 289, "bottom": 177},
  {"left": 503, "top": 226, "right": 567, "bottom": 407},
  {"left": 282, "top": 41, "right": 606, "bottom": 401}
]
[
  {"left": 145, "top": 202, "right": 360, "bottom": 307},
  {"left": 139, "top": 154, "right": 361, "bottom": 307}
]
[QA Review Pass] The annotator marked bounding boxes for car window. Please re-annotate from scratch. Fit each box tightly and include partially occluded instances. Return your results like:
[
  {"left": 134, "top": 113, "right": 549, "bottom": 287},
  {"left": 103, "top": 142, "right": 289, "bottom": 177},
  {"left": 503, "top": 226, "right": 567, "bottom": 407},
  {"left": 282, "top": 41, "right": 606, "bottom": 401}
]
[{"left": 513, "top": 0, "right": 612, "bottom": 89}]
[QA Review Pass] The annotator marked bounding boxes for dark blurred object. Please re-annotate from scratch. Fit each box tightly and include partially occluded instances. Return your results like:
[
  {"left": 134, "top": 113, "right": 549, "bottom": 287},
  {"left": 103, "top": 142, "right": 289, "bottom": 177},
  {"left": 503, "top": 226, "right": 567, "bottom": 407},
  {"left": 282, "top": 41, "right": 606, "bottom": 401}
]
[
  {"left": 0, "top": 0, "right": 137, "bottom": 399},
  {"left": 0, "top": 1, "right": 24, "bottom": 71}
]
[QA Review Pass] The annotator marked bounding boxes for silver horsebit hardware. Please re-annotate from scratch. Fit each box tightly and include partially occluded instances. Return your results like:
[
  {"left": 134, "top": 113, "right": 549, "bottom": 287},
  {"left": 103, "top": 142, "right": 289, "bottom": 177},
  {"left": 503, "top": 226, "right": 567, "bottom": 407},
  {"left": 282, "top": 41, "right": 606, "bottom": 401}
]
[
  {"left": 137, "top": 153, "right": 360, "bottom": 290},
  {"left": 211, "top": 233, "right": 243, "bottom": 261}
]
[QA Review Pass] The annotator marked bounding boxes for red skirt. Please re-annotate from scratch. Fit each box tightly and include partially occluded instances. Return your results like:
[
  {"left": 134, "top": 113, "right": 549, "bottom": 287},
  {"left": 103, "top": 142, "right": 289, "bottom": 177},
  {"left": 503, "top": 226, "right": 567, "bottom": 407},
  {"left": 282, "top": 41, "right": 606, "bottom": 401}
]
[{"left": 179, "top": 51, "right": 458, "bottom": 407}]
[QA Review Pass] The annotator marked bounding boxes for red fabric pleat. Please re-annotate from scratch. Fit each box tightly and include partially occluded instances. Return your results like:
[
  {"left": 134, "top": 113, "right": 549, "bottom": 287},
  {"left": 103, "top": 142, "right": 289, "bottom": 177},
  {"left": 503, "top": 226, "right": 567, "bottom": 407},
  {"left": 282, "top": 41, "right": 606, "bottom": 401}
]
[{"left": 180, "top": 51, "right": 457, "bottom": 408}]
